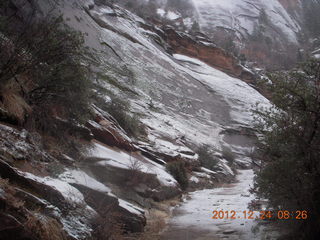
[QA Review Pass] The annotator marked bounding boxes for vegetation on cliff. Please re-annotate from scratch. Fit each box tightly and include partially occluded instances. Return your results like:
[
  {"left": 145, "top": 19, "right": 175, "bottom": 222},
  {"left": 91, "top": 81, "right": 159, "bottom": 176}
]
[
  {"left": 254, "top": 59, "right": 320, "bottom": 239},
  {"left": 0, "top": 2, "right": 92, "bottom": 143}
]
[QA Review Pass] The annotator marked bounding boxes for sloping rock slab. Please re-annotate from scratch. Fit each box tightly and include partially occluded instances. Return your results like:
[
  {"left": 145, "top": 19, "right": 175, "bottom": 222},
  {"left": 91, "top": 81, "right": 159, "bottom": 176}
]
[
  {"left": 72, "top": 184, "right": 146, "bottom": 233},
  {"left": 0, "top": 159, "right": 69, "bottom": 210}
]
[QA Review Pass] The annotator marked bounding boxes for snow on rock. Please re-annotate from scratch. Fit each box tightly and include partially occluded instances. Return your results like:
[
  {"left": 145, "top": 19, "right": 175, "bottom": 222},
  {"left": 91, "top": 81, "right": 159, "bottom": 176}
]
[
  {"left": 14, "top": 170, "right": 95, "bottom": 239},
  {"left": 217, "top": 161, "right": 235, "bottom": 177},
  {"left": 78, "top": 2, "right": 271, "bottom": 156},
  {"left": 166, "top": 11, "right": 181, "bottom": 20},
  {"left": 157, "top": 8, "right": 181, "bottom": 20},
  {"left": 22, "top": 172, "right": 86, "bottom": 205},
  {"left": 313, "top": 54, "right": 320, "bottom": 59},
  {"left": 90, "top": 142, "right": 178, "bottom": 187},
  {"left": 59, "top": 169, "right": 112, "bottom": 193},
  {"left": 235, "top": 156, "right": 253, "bottom": 169},
  {"left": 61, "top": 212, "right": 94, "bottom": 240},
  {"left": 173, "top": 54, "right": 271, "bottom": 126},
  {"left": 201, "top": 167, "right": 216, "bottom": 175},
  {"left": 58, "top": 0, "right": 270, "bottom": 180},
  {"left": 194, "top": 171, "right": 211, "bottom": 179},
  {"left": 147, "top": 136, "right": 198, "bottom": 162},
  {"left": 192, "top": 0, "right": 300, "bottom": 43},
  {"left": 118, "top": 198, "right": 145, "bottom": 216},
  {"left": 82, "top": 0, "right": 94, "bottom": 10},
  {"left": 157, "top": 8, "right": 165, "bottom": 17},
  {"left": 190, "top": 176, "right": 200, "bottom": 183},
  {"left": 0, "top": 124, "right": 52, "bottom": 162}
]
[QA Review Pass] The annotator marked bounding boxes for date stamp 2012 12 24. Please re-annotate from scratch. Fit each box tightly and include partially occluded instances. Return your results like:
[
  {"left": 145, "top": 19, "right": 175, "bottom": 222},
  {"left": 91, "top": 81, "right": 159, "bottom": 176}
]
[{"left": 211, "top": 210, "right": 308, "bottom": 220}]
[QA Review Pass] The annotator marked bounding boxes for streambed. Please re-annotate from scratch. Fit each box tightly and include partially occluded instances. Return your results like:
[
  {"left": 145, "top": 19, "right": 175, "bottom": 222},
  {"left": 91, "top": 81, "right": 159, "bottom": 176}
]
[{"left": 161, "top": 169, "right": 277, "bottom": 240}]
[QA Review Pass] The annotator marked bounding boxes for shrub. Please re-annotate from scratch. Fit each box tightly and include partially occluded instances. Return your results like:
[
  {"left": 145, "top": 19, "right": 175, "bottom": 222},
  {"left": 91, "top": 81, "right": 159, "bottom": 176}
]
[
  {"left": 197, "top": 145, "right": 219, "bottom": 170},
  {"left": 253, "top": 59, "right": 320, "bottom": 239},
  {"left": 103, "top": 96, "right": 146, "bottom": 138},
  {"left": 166, "top": 161, "right": 188, "bottom": 190},
  {"left": 25, "top": 213, "right": 68, "bottom": 240},
  {"left": 0, "top": 8, "right": 92, "bottom": 138},
  {"left": 126, "top": 157, "right": 148, "bottom": 187},
  {"left": 222, "top": 146, "right": 235, "bottom": 165},
  {"left": 92, "top": 206, "right": 124, "bottom": 240}
]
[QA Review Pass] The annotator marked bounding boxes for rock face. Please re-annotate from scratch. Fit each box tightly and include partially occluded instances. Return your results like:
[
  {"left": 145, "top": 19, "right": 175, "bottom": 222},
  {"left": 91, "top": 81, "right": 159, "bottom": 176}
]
[
  {"left": 86, "top": 106, "right": 135, "bottom": 151},
  {"left": 0, "top": 124, "right": 147, "bottom": 239},
  {"left": 192, "top": 0, "right": 301, "bottom": 42},
  {"left": 134, "top": 0, "right": 307, "bottom": 68},
  {"left": 278, "top": 0, "right": 302, "bottom": 15},
  {"left": 161, "top": 27, "right": 255, "bottom": 83}
]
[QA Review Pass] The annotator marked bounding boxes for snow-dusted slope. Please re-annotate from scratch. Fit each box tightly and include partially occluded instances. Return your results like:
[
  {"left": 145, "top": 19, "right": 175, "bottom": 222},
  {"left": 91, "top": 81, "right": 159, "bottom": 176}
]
[
  {"left": 26, "top": 0, "right": 272, "bottom": 191},
  {"left": 70, "top": 1, "right": 271, "bottom": 154},
  {"left": 0, "top": 1, "right": 275, "bottom": 238},
  {"left": 192, "top": 0, "right": 300, "bottom": 43}
]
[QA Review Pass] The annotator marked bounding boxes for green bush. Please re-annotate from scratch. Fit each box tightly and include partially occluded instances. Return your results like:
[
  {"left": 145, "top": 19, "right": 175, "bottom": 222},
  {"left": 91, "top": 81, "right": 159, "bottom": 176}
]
[
  {"left": 166, "top": 161, "right": 188, "bottom": 190},
  {"left": 103, "top": 96, "right": 146, "bottom": 138},
  {"left": 0, "top": 9, "right": 92, "bottom": 138},
  {"left": 253, "top": 59, "right": 320, "bottom": 239},
  {"left": 222, "top": 146, "right": 236, "bottom": 165},
  {"left": 197, "top": 145, "right": 219, "bottom": 170}
]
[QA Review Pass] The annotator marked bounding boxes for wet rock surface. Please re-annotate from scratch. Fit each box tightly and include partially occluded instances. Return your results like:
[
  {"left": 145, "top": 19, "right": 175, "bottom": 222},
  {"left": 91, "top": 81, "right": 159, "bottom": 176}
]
[{"left": 161, "top": 170, "right": 276, "bottom": 240}]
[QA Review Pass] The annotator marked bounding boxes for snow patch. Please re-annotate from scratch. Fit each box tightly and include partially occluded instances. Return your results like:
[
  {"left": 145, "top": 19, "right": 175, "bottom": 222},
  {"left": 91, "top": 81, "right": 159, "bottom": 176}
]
[
  {"left": 190, "top": 176, "right": 200, "bottom": 183},
  {"left": 167, "top": 11, "right": 181, "bottom": 20},
  {"left": 118, "top": 198, "right": 145, "bottom": 215},
  {"left": 90, "top": 143, "right": 178, "bottom": 187},
  {"left": 23, "top": 172, "right": 85, "bottom": 204},
  {"left": 59, "top": 169, "right": 111, "bottom": 193}
]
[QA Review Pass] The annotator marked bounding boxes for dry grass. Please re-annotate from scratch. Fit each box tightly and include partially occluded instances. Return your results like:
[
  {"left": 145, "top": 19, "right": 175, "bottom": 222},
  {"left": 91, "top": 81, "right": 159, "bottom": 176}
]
[
  {"left": 0, "top": 80, "right": 32, "bottom": 124},
  {"left": 0, "top": 177, "right": 67, "bottom": 240},
  {"left": 129, "top": 197, "right": 181, "bottom": 240},
  {"left": 138, "top": 209, "right": 167, "bottom": 240},
  {"left": 0, "top": 177, "right": 9, "bottom": 188},
  {"left": 92, "top": 209, "right": 125, "bottom": 240},
  {"left": 0, "top": 177, "right": 25, "bottom": 208},
  {"left": 24, "top": 212, "right": 68, "bottom": 240}
]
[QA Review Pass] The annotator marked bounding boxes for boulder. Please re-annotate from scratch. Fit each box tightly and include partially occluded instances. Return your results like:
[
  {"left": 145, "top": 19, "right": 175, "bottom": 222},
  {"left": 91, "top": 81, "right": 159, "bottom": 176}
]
[
  {"left": 87, "top": 106, "right": 135, "bottom": 151},
  {"left": 0, "top": 159, "right": 69, "bottom": 210},
  {"left": 88, "top": 162, "right": 181, "bottom": 202},
  {"left": 72, "top": 184, "right": 146, "bottom": 233}
]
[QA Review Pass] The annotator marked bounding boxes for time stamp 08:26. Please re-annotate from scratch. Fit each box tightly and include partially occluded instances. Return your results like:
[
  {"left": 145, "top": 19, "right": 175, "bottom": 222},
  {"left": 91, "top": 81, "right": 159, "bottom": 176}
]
[{"left": 212, "top": 210, "right": 308, "bottom": 220}]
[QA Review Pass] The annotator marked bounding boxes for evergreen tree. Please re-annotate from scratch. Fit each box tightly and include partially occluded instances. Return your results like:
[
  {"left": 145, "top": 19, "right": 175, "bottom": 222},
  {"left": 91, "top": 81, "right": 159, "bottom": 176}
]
[
  {"left": 0, "top": 5, "right": 92, "bottom": 137},
  {"left": 190, "top": 21, "right": 200, "bottom": 33},
  {"left": 254, "top": 59, "right": 320, "bottom": 239},
  {"left": 259, "top": 8, "right": 269, "bottom": 25}
]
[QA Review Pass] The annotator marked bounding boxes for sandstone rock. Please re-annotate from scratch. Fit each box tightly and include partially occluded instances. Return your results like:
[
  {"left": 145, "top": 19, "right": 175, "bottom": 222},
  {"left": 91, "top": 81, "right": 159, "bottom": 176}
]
[
  {"left": 87, "top": 106, "right": 135, "bottom": 151},
  {"left": 0, "top": 159, "right": 69, "bottom": 210},
  {"left": 88, "top": 162, "right": 181, "bottom": 202},
  {"left": 162, "top": 27, "right": 255, "bottom": 83},
  {"left": 72, "top": 184, "right": 146, "bottom": 233}
]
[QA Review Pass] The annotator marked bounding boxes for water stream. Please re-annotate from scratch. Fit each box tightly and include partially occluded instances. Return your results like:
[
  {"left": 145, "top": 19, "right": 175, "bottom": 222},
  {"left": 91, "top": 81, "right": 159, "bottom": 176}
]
[{"left": 161, "top": 169, "right": 275, "bottom": 240}]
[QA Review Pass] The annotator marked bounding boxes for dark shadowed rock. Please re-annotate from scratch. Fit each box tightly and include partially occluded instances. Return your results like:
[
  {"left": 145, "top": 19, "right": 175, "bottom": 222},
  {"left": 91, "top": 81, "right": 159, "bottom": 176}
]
[
  {"left": 0, "top": 159, "right": 69, "bottom": 210},
  {"left": 0, "top": 213, "right": 33, "bottom": 240},
  {"left": 72, "top": 184, "right": 146, "bottom": 233}
]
